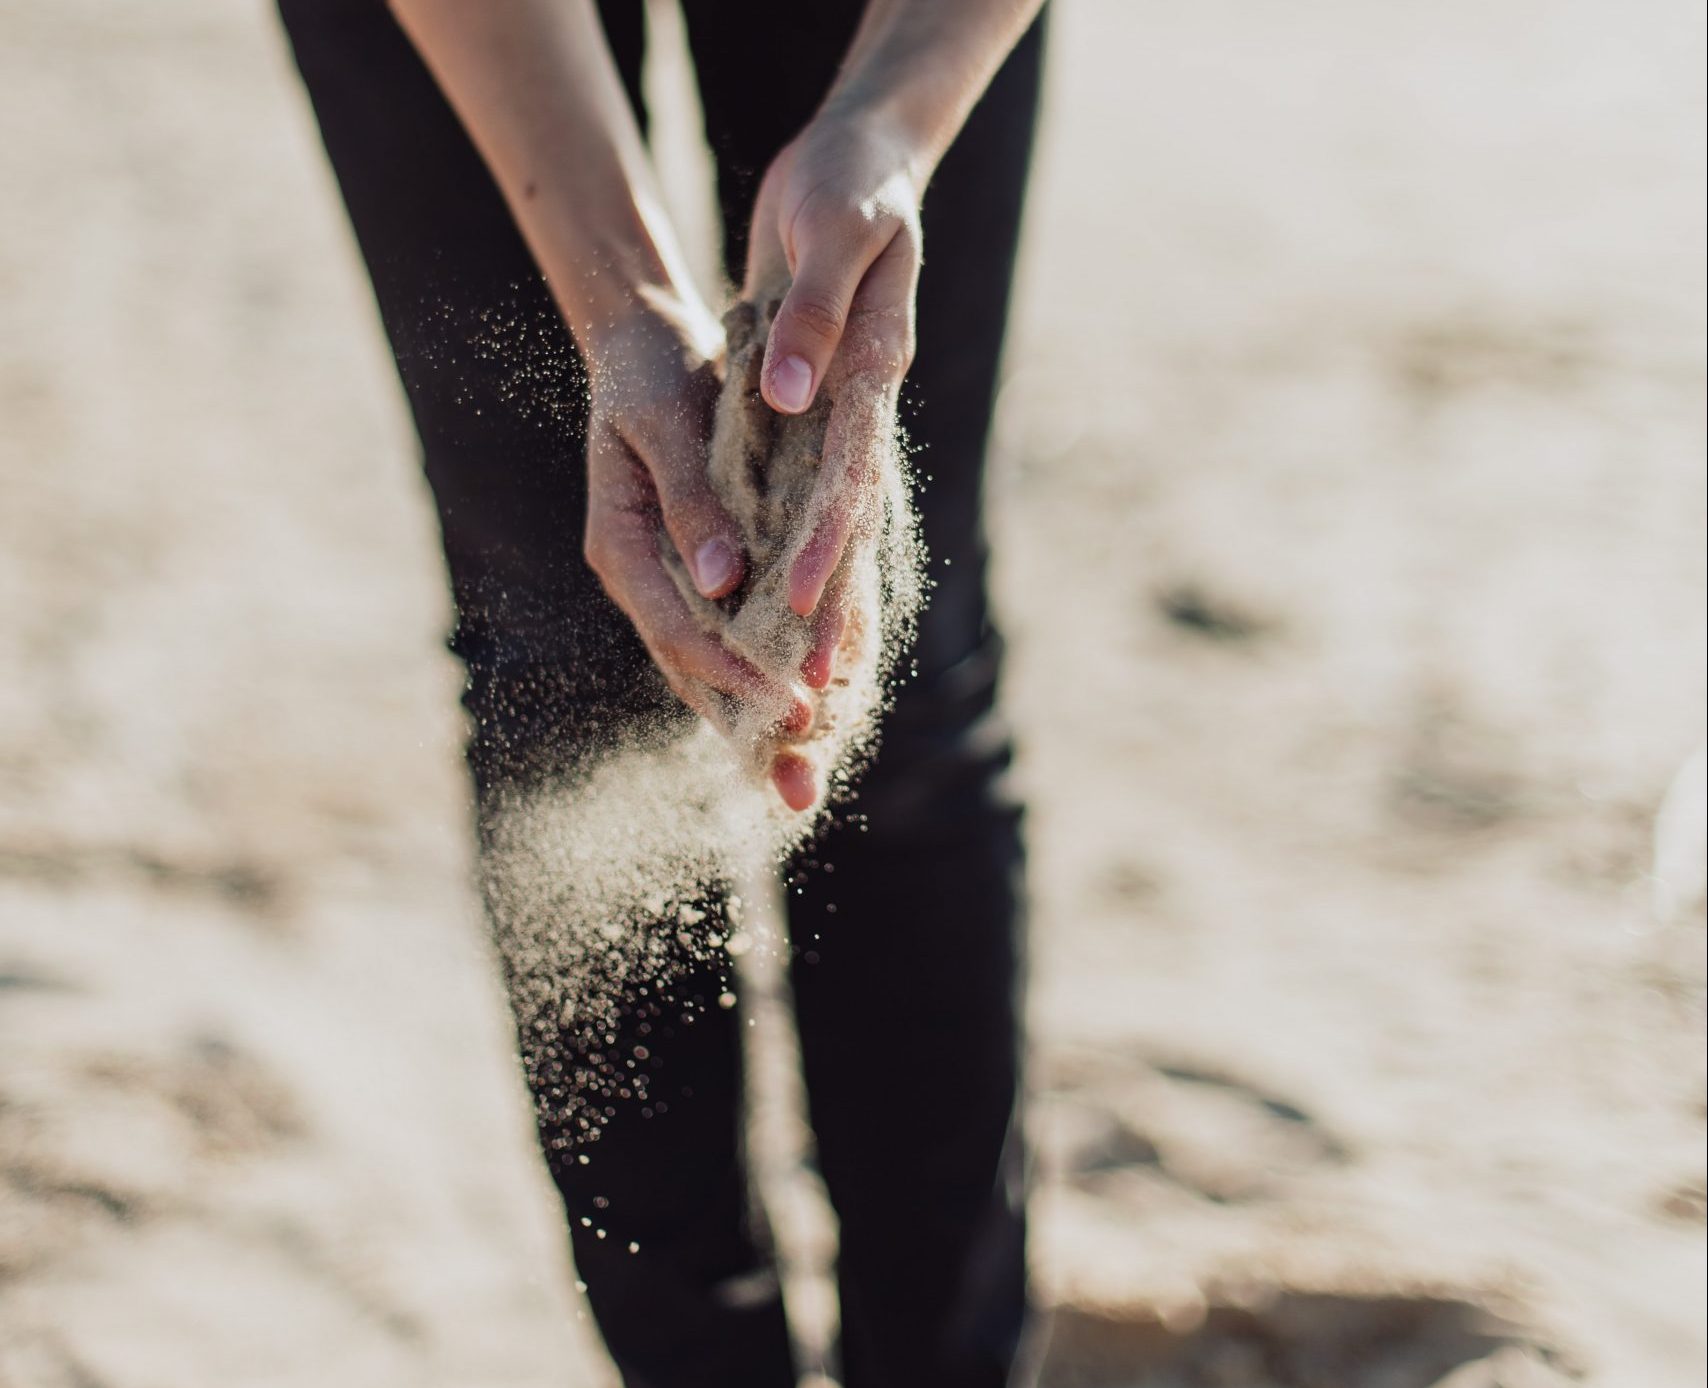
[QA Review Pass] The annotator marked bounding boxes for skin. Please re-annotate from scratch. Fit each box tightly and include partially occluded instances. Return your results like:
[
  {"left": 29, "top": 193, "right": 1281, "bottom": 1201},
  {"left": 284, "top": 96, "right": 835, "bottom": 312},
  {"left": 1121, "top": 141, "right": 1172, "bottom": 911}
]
[{"left": 387, "top": 0, "right": 1045, "bottom": 808}]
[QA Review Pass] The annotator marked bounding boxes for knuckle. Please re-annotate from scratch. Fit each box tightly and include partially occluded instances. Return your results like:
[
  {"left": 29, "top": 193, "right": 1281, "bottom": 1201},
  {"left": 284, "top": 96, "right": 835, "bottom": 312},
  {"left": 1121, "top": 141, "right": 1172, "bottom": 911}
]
[
  {"left": 651, "top": 449, "right": 706, "bottom": 497},
  {"left": 582, "top": 528, "right": 611, "bottom": 578},
  {"left": 619, "top": 407, "right": 657, "bottom": 450},
  {"left": 895, "top": 323, "right": 918, "bottom": 377},
  {"left": 651, "top": 632, "right": 690, "bottom": 669},
  {"left": 795, "top": 193, "right": 858, "bottom": 244},
  {"left": 639, "top": 422, "right": 708, "bottom": 483},
  {"left": 621, "top": 414, "right": 681, "bottom": 471},
  {"left": 658, "top": 496, "right": 719, "bottom": 553},
  {"left": 896, "top": 210, "right": 923, "bottom": 255},
  {"left": 841, "top": 315, "right": 913, "bottom": 382},
  {"left": 784, "top": 288, "right": 848, "bottom": 345}
]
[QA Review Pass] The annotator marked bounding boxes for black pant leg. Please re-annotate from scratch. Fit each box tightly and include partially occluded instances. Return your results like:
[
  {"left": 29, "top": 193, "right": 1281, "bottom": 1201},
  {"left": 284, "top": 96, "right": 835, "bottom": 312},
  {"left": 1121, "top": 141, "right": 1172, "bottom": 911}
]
[
  {"left": 680, "top": 5, "right": 1047, "bottom": 1384},
  {"left": 677, "top": 0, "right": 866, "bottom": 284},
  {"left": 275, "top": 5, "right": 794, "bottom": 1385},
  {"left": 788, "top": 19, "right": 1047, "bottom": 1388}
]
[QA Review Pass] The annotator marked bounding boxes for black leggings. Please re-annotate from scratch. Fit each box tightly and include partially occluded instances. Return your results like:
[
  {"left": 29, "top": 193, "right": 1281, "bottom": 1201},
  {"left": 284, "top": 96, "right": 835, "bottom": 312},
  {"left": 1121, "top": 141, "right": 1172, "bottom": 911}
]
[{"left": 278, "top": 5, "right": 1044, "bottom": 1385}]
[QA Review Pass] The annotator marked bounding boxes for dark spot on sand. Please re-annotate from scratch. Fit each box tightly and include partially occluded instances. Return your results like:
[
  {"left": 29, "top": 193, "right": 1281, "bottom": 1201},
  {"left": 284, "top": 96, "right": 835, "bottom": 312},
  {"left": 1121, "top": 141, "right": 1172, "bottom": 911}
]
[
  {"left": 1155, "top": 584, "right": 1275, "bottom": 643},
  {"left": 0, "top": 967, "right": 76, "bottom": 996},
  {"left": 1045, "top": 1287, "right": 1581, "bottom": 1387}
]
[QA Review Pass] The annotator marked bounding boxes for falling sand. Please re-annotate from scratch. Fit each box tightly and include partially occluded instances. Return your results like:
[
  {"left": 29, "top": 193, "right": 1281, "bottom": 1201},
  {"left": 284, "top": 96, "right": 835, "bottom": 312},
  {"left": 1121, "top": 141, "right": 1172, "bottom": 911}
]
[{"left": 482, "top": 285, "right": 923, "bottom": 1144}]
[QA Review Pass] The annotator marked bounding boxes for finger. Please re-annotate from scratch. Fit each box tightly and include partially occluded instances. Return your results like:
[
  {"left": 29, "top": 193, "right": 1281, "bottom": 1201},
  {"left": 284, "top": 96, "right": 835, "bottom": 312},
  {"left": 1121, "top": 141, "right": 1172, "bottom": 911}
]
[
  {"left": 801, "top": 565, "right": 851, "bottom": 690},
  {"left": 587, "top": 490, "right": 809, "bottom": 726},
  {"left": 776, "top": 695, "right": 814, "bottom": 740},
  {"left": 801, "top": 606, "right": 846, "bottom": 691},
  {"left": 789, "top": 515, "right": 851, "bottom": 621},
  {"left": 762, "top": 204, "right": 893, "bottom": 415},
  {"left": 660, "top": 613, "right": 813, "bottom": 738},
  {"left": 671, "top": 666, "right": 813, "bottom": 746},
  {"left": 770, "top": 750, "right": 817, "bottom": 812},
  {"left": 639, "top": 569, "right": 803, "bottom": 716},
  {"left": 661, "top": 670, "right": 734, "bottom": 735},
  {"left": 622, "top": 378, "right": 747, "bottom": 600},
  {"left": 787, "top": 387, "right": 890, "bottom": 617},
  {"left": 832, "top": 227, "right": 919, "bottom": 383}
]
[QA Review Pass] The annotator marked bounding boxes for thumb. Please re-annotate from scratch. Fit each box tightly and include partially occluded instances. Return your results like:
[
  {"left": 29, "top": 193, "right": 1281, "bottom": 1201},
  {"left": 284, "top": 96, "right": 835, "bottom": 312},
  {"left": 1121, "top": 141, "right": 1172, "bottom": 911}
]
[{"left": 760, "top": 209, "right": 886, "bottom": 416}]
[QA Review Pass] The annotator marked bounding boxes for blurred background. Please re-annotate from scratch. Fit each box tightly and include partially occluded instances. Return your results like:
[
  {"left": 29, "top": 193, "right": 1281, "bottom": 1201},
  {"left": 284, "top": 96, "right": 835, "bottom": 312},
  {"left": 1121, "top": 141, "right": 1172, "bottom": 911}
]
[{"left": 0, "top": 1, "right": 1702, "bottom": 1386}]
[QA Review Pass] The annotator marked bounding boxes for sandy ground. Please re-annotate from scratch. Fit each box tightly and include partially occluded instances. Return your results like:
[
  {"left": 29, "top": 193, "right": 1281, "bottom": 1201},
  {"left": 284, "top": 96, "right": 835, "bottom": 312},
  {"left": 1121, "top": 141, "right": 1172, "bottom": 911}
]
[{"left": 1, "top": 1, "right": 1703, "bottom": 1386}]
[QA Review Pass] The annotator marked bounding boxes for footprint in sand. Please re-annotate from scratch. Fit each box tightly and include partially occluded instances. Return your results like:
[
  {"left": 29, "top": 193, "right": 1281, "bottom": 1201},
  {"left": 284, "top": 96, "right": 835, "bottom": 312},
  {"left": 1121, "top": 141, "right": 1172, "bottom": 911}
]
[
  {"left": 1041, "top": 1287, "right": 1581, "bottom": 1388},
  {"left": 1653, "top": 1175, "right": 1706, "bottom": 1225},
  {"left": 1039, "top": 1051, "right": 1347, "bottom": 1206}
]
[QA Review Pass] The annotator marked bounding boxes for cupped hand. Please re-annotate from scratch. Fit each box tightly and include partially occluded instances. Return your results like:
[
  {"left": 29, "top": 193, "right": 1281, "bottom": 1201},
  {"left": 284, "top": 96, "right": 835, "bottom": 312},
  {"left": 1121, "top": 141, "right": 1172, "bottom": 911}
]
[
  {"left": 744, "top": 111, "right": 924, "bottom": 691},
  {"left": 580, "top": 297, "right": 814, "bottom": 786}
]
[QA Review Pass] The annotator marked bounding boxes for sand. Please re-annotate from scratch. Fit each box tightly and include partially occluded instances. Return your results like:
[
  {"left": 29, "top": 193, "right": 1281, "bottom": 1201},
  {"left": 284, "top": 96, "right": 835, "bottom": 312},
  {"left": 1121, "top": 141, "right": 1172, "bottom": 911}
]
[
  {"left": 661, "top": 289, "right": 920, "bottom": 787},
  {"left": 0, "top": 0, "right": 1702, "bottom": 1385}
]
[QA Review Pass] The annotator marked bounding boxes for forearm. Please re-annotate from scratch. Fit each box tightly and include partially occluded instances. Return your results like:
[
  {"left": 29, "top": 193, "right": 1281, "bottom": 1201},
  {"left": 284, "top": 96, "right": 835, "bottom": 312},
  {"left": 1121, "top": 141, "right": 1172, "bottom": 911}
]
[
  {"left": 386, "top": 0, "right": 703, "bottom": 349},
  {"left": 825, "top": 0, "right": 1045, "bottom": 186}
]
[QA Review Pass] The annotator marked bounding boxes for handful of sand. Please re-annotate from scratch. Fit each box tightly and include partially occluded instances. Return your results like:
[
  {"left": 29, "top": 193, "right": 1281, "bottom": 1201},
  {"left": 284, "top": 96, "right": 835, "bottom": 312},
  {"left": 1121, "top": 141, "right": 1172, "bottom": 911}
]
[{"left": 661, "top": 289, "right": 921, "bottom": 805}]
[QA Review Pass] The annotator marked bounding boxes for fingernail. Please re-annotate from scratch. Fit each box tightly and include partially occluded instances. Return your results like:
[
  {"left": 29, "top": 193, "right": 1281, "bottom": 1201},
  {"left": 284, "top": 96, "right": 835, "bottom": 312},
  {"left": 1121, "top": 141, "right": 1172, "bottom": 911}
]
[
  {"left": 785, "top": 692, "right": 814, "bottom": 735},
  {"left": 770, "top": 355, "right": 813, "bottom": 413},
  {"left": 695, "top": 539, "right": 736, "bottom": 595}
]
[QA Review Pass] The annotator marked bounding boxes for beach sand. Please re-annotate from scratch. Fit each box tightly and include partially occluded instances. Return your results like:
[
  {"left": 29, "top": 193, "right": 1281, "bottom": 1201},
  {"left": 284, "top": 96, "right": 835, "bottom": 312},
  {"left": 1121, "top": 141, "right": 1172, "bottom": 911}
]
[{"left": 0, "top": 0, "right": 1702, "bottom": 1384}]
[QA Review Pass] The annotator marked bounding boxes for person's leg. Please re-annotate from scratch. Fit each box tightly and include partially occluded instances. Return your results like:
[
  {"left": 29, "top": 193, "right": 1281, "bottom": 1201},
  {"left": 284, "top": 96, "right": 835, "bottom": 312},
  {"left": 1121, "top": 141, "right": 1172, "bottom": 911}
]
[
  {"left": 275, "top": 4, "right": 795, "bottom": 1384},
  {"left": 677, "top": 3, "right": 865, "bottom": 286},
  {"left": 681, "top": 7, "right": 1047, "bottom": 1385},
  {"left": 788, "top": 22, "right": 1046, "bottom": 1387}
]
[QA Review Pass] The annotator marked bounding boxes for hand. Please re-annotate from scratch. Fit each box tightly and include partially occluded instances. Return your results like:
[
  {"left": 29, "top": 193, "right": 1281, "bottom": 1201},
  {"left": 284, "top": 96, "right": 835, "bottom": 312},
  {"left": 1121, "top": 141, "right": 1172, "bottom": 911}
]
[
  {"left": 580, "top": 297, "right": 813, "bottom": 755},
  {"left": 744, "top": 111, "right": 925, "bottom": 689}
]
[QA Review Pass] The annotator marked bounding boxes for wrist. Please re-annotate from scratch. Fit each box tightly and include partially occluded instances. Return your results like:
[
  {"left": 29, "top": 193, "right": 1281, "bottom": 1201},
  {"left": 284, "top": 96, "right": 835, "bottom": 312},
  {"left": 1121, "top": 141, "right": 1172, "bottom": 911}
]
[
  {"left": 578, "top": 281, "right": 722, "bottom": 389},
  {"left": 532, "top": 188, "right": 713, "bottom": 361},
  {"left": 814, "top": 3, "right": 1043, "bottom": 191},
  {"left": 814, "top": 90, "right": 938, "bottom": 199}
]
